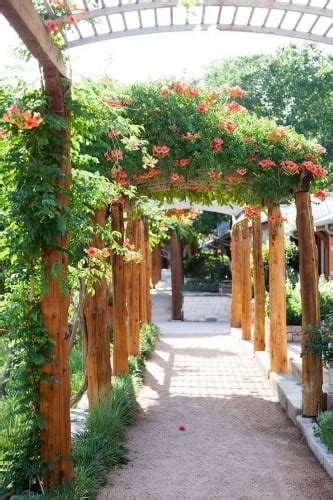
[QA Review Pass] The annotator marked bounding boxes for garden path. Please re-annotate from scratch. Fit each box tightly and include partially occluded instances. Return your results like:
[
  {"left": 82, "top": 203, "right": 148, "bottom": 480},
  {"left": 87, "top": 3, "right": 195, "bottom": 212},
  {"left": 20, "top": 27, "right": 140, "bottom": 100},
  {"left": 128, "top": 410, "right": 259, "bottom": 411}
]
[{"left": 98, "top": 287, "right": 332, "bottom": 499}]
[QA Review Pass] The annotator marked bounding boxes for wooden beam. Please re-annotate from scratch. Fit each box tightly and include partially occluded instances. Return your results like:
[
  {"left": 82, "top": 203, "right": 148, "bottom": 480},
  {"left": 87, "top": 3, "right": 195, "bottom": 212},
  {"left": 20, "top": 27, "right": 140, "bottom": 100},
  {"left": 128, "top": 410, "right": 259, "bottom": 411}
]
[
  {"left": 111, "top": 202, "right": 129, "bottom": 375},
  {"left": 268, "top": 204, "right": 288, "bottom": 373},
  {"left": 295, "top": 191, "right": 323, "bottom": 416},
  {"left": 39, "top": 71, "right": 73, "bottom": 487},
  {"left": 83, "top": 208, "right": 111, "bottom": 408},
  {"left": 252, "top": 216, "right": 266, "bottom": 351},
  {"left": 0, "top": 0, "right": 68, "bottom": 77},
  {"left": 230, "top": 224, "right": 242, "bottom": 328},
  {"left": 241, "top": 221, "right": 252, "bottom": 340},
  {"left": 170, "top": 230, "right": 183, "bottom": 320}
]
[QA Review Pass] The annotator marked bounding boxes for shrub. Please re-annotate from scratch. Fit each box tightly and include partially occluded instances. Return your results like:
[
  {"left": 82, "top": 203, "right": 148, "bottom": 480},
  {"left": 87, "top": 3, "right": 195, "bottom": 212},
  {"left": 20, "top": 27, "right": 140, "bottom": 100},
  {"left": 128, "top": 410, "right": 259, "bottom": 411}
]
[
  {"left": 285, "top": 238, "right": 299, "bottom": 285},
  {"left": 305, "top": 310, "right": 333, "bottom": 366},
  {"left": 266, "top": 278, "right": 333, "bottom": 326},
  {"left": 319, "top": 276, "right": 333, "bottom": 320},
  {"left": 315, "top": 411, "right": 333, "bottom": 452},
  {"left": 286, "top": 282, "right": 302, "bottom": 325},
  {"left": 183, "top": 250, "right": 231, "bottom": 282},
  {"left": 265, "top": 282, "right": 302, "bottom": 325},
  {"left": 139, "top": 323, "right": 160, "bottom": 360},
  {"left": 182, "top": 279, "right": 219, "bottom": 293}
]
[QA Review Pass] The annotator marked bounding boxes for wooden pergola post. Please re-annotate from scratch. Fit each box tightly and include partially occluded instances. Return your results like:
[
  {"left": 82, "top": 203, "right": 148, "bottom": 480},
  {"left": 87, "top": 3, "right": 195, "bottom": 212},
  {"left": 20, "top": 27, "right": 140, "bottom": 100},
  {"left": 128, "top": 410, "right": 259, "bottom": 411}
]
[
  {"left": 151, "top": 243, "right": 162, "bottom": 288},
  {"left": 143, "top": 219, "right": 152, "bottom": 322},
  {"left": 268, "top": 204, "right": 288, "bottom": 373},
  {"left": 170, "top": 229, "right": 183, "bottom": 320},
  {"left": 111, "top": 202, "right": 128, "bottom": 375},
  {"left": 39, "top": 72, "right": 73, "bottom": 487},
  {"left": 231, "top": 224, "right": 242, "bottom": 328},
  {"left": 126, "top": 208, "right": 140, "bottom": 356},
  {"left": 138, "top": 217, "right": 148, "bottom": 326},
  {"left": 241, "top": 221, "right": 252, "bottom": 340},
  {"left": 83, "top": 208, "right": 111, "bottom": 408},
  {"left": 295, "top": 190, "right": 323, "bottom": 416},
  {"left": 0, "top": 0, "right": 74, "bottom": 486},
  {"left": 252, "top": 215, "right": 266, "bottom": 351}
]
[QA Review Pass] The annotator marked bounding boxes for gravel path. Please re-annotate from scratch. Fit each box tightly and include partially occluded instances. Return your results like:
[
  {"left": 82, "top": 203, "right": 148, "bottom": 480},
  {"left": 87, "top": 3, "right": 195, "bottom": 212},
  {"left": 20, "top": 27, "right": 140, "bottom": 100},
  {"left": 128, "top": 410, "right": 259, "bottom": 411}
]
[{"left": 99, "top": 322, "right": 333, "bottom": 499}]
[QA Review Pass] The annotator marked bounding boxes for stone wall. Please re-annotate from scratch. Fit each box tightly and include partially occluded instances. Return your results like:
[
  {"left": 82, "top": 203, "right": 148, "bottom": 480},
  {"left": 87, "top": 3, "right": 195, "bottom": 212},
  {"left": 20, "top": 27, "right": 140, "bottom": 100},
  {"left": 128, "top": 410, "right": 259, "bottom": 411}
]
[{"left": 182, "top": 293, "right": 231, "bottom": 322}]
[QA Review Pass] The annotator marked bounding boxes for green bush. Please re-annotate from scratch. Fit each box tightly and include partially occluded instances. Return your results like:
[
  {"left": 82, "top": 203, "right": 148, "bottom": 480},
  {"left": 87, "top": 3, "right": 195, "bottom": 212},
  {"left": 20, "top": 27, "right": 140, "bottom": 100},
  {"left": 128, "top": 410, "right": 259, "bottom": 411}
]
[
  {"left": 266, "top": 278, "right": 333, "bottom": 326},
  {"left": 285, "top": 238, "right": 299, "bottom": 286},
  {"left": 182, "top": 279, "right": 219, "bottom": 293},
  {"left": 139, "top": 323, "right": 160, "bottom": 360},
  {"left": 286, "top": 282, "right": 302, "bottom": 325},
  {"left": 319, "top": 277, "right": 333, "bottom": 320},
  {"left": 305, "top": 311, "right": 333, "bottom": 366},
  {"left": 315, "top": 411, "right": 333, "bottom": 452},
  {"left": 183, "top": 250, "right": 231, "bottom": 282}
]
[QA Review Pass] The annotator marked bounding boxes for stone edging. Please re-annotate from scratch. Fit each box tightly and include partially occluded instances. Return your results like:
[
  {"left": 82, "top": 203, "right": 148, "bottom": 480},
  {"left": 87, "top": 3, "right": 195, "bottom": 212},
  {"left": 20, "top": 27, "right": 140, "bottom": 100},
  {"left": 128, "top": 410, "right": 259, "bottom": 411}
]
[{"left": 297, "top": 416, "right": 333, "bottom": 478}]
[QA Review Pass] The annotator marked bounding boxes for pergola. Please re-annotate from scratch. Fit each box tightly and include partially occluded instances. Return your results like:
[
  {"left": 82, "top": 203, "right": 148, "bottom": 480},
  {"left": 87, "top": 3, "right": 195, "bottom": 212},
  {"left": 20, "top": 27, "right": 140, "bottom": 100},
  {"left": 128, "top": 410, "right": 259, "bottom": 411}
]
[
  {"left": 41, "top": 0, "right": 333, "bottom": 46},
  {"left": 0, "top": 0, "right": 327, "bottom": 489}
]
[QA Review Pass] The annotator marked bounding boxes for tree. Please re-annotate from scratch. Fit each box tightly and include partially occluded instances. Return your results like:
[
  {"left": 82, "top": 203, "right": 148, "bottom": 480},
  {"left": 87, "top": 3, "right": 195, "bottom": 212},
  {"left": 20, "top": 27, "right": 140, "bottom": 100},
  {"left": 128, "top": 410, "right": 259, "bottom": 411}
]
[{"left": 204, "top": 44, "right": 333, "bottom": 161}]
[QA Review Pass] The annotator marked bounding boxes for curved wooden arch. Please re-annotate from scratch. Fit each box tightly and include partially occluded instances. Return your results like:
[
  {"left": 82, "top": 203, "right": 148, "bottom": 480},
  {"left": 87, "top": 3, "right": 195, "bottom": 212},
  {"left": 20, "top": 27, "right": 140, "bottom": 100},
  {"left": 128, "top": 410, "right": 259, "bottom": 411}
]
[
  {"left": 163, "top": 200, "right": 241, "bottom": 217},
  {"left": 45, "top": 0, "right": 333, "bottom": 47}
]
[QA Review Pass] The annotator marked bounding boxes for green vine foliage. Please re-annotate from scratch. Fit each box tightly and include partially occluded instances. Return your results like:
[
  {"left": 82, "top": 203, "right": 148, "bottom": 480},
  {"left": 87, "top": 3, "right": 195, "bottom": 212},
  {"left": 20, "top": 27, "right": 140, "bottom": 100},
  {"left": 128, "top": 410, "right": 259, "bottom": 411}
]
[
  {"left": 0, "top": 78, "right": 170, "bottom": 493},
  {"left": 0, "top": 88, "right": 69, "bottom": 491}
]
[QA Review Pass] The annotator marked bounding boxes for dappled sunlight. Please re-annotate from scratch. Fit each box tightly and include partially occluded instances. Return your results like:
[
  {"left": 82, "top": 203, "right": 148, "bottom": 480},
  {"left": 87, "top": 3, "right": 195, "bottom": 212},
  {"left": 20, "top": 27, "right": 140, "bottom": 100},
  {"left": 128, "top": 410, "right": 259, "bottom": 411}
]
[
  {"left": 98, "top": 322, "right": 333, "bottom": 499},
  {"left": 143, "top": 329, "right": 274, "bottom": 401}
]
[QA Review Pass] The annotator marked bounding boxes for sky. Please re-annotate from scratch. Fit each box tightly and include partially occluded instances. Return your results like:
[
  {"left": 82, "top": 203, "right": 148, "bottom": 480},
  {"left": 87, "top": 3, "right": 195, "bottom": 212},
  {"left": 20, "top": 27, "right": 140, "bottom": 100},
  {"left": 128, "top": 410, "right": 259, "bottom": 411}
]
[{"left": 0, "top": 13, "right": 332, "bottom": 85}]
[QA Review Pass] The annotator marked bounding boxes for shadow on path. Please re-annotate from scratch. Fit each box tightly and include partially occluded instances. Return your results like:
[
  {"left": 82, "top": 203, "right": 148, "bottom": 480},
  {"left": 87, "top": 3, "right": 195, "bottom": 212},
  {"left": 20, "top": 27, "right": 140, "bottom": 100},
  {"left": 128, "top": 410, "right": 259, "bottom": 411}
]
[{"left": 99, "top": 325, "right": 333, "bottom": 499}]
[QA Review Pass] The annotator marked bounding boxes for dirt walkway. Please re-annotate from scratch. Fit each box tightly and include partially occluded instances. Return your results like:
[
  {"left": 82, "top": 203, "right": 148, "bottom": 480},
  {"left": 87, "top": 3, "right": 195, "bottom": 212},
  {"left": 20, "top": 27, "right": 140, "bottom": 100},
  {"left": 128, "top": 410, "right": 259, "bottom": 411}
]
[{"left": 99, "top": 322, "right": 332, "bottom": 499}]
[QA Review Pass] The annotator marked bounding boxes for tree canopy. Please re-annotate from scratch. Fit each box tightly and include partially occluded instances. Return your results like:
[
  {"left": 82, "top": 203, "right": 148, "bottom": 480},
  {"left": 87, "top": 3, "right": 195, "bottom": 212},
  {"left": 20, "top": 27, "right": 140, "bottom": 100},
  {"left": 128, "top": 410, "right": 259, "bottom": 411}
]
[{"left": 203, "top": 44, "right": 333, "bottom": 163}]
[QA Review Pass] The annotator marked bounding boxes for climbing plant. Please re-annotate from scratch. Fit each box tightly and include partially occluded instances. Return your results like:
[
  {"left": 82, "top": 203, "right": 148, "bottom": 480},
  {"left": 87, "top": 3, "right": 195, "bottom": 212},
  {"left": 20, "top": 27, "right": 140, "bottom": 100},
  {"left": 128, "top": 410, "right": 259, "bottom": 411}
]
[
  {"left": 0, "top": 74, "right": 329, "bottom": 493},
  {"left": 116, "top": 81, "right": 328, "bottom": 209}
]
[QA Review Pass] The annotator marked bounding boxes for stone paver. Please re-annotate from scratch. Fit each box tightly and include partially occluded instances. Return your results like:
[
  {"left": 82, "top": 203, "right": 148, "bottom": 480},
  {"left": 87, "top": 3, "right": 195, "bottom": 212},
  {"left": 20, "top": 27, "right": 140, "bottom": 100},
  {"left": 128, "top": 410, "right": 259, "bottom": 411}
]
[{"left": 98, "top": 321, "right": 333, "bottom": 500}]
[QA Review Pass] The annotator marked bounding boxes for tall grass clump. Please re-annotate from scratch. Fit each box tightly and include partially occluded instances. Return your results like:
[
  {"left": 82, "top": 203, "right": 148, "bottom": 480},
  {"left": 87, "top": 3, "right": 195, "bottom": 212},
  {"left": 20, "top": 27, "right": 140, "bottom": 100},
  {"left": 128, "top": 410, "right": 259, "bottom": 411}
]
[{"left": 46, "top": 323, "right": 160, "bottom": 499}]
